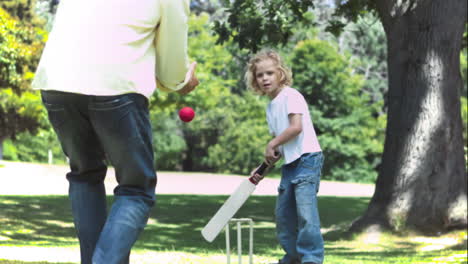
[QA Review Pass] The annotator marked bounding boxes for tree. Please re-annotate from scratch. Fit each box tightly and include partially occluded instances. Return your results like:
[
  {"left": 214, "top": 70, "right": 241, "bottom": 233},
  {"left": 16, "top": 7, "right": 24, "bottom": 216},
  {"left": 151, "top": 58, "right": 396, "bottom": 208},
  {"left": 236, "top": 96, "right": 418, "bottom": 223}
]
[
  {"left": 214, "top": 0, "right": 467, "bottom": 233},
  {"left": 190, "top": 0, "right": 220, "bottom": 15},
  {"left": 203, "top": 92, "right": 271, "bottom": 174},
  {"left": 34, "top": 0, "right": 60, "bottom": 32},
  {"left": 1, "top": 0, "right": 42, "bottom": 23},
  {"left": 351, "top": 0, "right": 467, "bottom": 233},
  {"left": 333, "top": 14, "right": 388, "bottom": 110},
  {"left": 213, "top": 0, "right": 314, "bottom": 52},
  {"left": 149, "top": 13, "right": 235, "bottom": 171},
  {"left": 291, "top": 39, "right": 385, "bottom": 182},
  {"left": 0, "top": 7, "right": 46, "bottom": 159}
]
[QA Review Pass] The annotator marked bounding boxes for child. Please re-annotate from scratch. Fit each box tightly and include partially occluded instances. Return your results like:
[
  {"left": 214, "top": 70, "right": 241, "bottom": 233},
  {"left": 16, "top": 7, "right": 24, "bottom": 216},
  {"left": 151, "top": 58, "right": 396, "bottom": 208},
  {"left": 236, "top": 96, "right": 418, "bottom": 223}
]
[{"left": 246, "top": 50, "right": 324, "bottom": 264}]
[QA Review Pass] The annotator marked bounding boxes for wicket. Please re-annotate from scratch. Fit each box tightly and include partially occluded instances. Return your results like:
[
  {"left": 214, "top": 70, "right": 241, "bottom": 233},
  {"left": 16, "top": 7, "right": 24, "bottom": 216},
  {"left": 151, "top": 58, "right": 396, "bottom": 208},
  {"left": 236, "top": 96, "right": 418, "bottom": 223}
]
[{"left": 225, "top": 218, "right": 254, "bottom": 264}]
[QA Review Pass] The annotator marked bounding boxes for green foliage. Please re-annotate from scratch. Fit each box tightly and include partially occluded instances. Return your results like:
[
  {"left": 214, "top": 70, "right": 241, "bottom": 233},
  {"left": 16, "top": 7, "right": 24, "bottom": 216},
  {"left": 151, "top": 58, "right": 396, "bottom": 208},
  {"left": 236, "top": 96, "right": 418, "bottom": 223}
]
[
  {"left": 204, "top": 92, "right": 271, "bottom": 174},
  {"left": 150, "top": 14, "right": 236, "bottom": 171},
  {"left": 0, "top": 7, "right": 45, "bottom": 92},
  {"left": 461, "top": 48, "right": 467, "bottom": 96},
  {"left": 1, "top": 6, "right": 390, "bottom": 184},
  {"left": 292, "top": 5, "right": 387, "bottom": 108},
  {"left": 0, "top": 7, "right": 46, "bottom": 139},
  {"left": 2, "top": 103, "right": 64, "bottom": 163},
  {"left": 214, "top": 0, "right": 378, "bottom": 53},
  {"left": 148, "top": 12, "right": 273, "bottom": 173},
  {"left": 336, "top": 14, "right": 388, "bottom": 107},
  {"left": 327, "top": 0, "right": 376, "bottom": 37},
  {"left": 214, "top": 0, "right": 314, "bottom": 52},
  {"left": 0, "top": 3, "right": 55, "bottom": 160},
  {"left": 152, "top": 14, "right": 234, "bottom": 110},
  {"left": 151, "top": 110, "right": 187, "bottom": 171},
  {"left": 2, "top": 140, "right": 18, "bottom": 160},
  {"left": 34, "top": 0, "right": 60, "bottom": 32},
  {"left": 291, "top": 39, "right": 385, "bottom": 182},
  {"left": 3, "top": 127, "right": 64, "bottom": 163},
  {"left": 292, "top": 39, "right": 363, "bottom": 116},
  {"left": 166, "top": 92, "right": 269, "bottom": 174},
  {"left": 0, "top": 88, "right": 43, "bottom": 139},
  {"left": 190, "top": 0, "right": 220, "bottom": 15},
  {"left": 0, "top": 0, "right": 43, "bottom": 24}
]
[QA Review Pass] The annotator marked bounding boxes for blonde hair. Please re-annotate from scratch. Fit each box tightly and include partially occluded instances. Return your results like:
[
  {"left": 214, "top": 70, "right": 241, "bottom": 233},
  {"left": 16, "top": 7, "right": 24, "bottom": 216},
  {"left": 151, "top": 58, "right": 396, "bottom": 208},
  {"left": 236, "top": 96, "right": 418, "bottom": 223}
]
[{"left": 245, "top": 49, "right": 293, "bottom": 95}]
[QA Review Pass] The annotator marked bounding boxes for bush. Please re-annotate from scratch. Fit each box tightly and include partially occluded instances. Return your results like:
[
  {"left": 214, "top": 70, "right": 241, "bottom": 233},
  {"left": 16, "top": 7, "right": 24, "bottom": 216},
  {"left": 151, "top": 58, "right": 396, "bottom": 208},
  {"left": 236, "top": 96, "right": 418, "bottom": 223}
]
[{"left": 291, "top": 39, "right": 385, "bottom": 182}]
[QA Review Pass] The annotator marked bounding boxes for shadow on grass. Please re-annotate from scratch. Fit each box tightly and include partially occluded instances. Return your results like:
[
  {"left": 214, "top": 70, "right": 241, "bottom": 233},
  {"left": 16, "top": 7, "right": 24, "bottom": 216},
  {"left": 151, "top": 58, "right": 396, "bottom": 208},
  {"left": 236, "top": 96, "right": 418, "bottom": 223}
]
[
  {"left": 0, "top": 196, "right": 76, "bottom": 246},
  {"left": 1, "top": 195, "right": 466, "bottom": 264},
  {"left": 0, "top": 195, "right": 369, "bottom": 256}
]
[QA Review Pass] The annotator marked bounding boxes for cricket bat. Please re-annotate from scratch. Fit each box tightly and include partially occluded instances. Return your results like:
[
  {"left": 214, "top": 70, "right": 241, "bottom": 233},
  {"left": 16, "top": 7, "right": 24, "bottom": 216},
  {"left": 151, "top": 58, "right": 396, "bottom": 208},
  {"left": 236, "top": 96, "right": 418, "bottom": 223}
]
[{"left": 201, "top": 162, "right": 271, "bottom": 242}]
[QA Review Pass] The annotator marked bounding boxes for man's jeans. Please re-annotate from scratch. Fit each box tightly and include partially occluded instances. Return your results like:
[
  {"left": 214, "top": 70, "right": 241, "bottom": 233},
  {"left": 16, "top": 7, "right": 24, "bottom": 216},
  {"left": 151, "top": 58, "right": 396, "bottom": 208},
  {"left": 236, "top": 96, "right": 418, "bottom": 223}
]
[
  {"left": 276, "top": 152, "right": 325, "bottom": 264},
  {"left": 41, "top": 91, "right": 157, "bottom": 264}
]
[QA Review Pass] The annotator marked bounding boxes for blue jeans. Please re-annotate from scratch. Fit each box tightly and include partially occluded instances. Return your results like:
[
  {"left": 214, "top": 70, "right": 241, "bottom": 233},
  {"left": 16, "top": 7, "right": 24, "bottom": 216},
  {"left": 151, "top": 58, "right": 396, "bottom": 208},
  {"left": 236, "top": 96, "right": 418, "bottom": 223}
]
[
  {"left": 41, "top": 91, "right": 157, "bottom": 264},
  {"left": 276, "top": 152, "right": 324, "bottom": 264}
]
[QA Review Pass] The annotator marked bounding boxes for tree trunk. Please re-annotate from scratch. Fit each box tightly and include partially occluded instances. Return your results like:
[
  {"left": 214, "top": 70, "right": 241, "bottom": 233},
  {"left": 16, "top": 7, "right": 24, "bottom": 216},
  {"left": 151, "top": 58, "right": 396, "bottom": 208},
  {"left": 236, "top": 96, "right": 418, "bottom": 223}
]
[
  {"left": 351, "top": 0, "right": 467, "bottom": 234},
  {"left": 0, "top": 138, "right": 3, "bottom": 160}
]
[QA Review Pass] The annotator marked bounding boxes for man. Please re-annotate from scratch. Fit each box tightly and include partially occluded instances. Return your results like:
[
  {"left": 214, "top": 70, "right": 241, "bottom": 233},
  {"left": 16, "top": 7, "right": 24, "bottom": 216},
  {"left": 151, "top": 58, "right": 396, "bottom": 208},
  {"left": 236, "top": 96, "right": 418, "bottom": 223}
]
[{"left": 32, "top": 0, "right": 198, "bottom": 263}]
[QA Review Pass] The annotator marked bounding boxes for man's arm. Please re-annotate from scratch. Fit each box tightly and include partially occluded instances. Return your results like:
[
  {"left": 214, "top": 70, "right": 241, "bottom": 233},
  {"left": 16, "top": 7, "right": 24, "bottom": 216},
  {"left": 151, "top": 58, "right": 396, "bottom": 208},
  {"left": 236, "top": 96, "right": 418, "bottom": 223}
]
[{"left": 155, "top": 0, "right": 192, "bottom": 92}]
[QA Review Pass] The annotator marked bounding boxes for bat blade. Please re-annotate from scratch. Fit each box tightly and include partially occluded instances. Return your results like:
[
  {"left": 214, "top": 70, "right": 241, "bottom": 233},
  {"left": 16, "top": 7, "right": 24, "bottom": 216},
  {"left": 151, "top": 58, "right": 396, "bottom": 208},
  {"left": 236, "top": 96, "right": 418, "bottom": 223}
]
[
  {"left": 201, "top": 162, "right": 271, "bottom": 242},
  {"left": 201, "top": 178, "right": 256, "bottom": 242}
]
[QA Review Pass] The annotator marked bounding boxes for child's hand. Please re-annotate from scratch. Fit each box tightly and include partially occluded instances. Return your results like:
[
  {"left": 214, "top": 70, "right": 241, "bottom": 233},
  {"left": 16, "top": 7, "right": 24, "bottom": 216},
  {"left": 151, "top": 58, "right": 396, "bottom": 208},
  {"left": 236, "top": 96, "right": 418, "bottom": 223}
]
[
  {"left": 249, "top": 165, "right": 265, "bottom": 184},
  {"left": 265, "top": 144, "right": 281, "bottom": 165}
]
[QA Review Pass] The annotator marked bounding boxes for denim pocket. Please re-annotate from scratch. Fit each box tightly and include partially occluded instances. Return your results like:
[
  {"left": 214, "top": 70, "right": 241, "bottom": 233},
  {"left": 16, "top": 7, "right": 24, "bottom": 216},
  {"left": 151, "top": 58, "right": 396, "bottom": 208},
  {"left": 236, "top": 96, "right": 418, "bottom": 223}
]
[
  {"left": 43, "top": 102, "right": 68, "bottom": 129},
  {"left": 291, "top": 176, "right": 316, "bottom": 185},
  {"left": 293, "top": 153, "right": 323, "bottom": 193},
  {"left": 277, "top": 184, "right": 285, "bottom": 194},
  {"left": 299, "top": 152, "right": 323, "bottom": 170},
  {"left": 89, "top": 95, "right": 145, "bottom": 145},
  {"left": 291, "top": 175, "right": 320, "bottom": 194}
]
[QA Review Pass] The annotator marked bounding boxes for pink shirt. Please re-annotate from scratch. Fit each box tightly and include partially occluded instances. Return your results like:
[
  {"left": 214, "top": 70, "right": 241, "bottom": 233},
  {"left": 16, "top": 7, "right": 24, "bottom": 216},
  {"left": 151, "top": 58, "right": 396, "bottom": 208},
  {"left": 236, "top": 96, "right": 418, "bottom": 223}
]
[{"left": 266, "top": 87, "right": 321, "bottom": 164}]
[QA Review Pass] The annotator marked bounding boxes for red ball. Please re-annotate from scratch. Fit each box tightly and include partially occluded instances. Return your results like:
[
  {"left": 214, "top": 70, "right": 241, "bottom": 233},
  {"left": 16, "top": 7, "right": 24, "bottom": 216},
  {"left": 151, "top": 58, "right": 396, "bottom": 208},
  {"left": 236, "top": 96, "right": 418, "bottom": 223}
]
[{"left": 179, "top": 107, "right": 195, "bottom": 122}]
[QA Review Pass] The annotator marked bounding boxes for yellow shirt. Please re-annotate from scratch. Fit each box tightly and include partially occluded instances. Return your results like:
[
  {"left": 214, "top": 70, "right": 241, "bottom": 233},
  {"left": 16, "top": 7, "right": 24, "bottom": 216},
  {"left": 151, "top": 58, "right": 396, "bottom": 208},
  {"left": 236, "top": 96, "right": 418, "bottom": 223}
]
[{"left": 32, "top": 0, "right": 190, "bottom": 98}]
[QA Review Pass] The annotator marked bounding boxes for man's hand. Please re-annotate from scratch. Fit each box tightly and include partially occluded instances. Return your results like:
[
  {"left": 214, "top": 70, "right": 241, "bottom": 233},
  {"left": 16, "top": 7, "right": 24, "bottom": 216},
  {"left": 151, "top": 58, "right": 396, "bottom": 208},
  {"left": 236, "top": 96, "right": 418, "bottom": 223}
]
[{"left": 177, "top": 62, "right": 199, "bottom": 95}]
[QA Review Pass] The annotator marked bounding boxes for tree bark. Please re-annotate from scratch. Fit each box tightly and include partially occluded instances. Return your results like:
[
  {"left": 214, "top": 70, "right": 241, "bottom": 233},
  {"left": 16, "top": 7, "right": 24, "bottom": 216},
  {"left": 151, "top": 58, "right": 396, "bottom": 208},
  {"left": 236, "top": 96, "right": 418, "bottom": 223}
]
[
  {"left": 351, "top": 0, "right": 467, "bottom": 233},
  {"left": 0, "top": 138, "right": 3, "bottom": 160}
]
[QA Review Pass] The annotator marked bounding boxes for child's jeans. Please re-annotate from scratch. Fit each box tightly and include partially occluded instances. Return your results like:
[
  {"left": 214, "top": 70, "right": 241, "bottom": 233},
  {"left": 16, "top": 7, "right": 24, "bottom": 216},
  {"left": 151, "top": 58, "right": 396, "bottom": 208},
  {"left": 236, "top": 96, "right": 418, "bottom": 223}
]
[{"left": 276, "top": 152, "right": 324, "bottom": 264}]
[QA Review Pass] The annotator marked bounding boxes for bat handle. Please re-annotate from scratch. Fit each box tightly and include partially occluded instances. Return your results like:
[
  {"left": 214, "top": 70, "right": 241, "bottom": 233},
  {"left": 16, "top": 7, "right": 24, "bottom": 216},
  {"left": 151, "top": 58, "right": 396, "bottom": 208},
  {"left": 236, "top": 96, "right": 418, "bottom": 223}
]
[
  {"left": 248, "top": 162, "right": 271, "bottom": 185},
  {"left": 254, "top": 162, "right": 269, "bottom": 176},
  {"left": 248, "top": 152, "right": 280, "bottom": 185}
]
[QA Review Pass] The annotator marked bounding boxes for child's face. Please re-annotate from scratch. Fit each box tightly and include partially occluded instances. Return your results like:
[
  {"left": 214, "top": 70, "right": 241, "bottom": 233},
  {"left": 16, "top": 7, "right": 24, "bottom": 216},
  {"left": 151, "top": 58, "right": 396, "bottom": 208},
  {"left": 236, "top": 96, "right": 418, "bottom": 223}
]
[{"left": 255, "top": 59, "right": 283, "bottom": 98}]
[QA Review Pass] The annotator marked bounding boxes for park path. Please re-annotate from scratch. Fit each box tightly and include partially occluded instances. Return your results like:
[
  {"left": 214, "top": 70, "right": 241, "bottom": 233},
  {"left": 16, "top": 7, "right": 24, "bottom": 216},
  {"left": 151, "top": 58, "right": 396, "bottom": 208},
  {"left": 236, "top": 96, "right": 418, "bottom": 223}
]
[{"left": 0, "top": 160, "right": 374, "bottom": 197}]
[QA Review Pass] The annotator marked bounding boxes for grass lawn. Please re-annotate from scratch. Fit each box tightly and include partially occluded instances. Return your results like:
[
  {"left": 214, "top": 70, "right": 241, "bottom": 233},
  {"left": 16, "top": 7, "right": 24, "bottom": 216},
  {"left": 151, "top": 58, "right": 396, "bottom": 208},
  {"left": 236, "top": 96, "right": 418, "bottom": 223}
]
[{"left": 0, "top": 195, "right": 466, "bottom": 264}]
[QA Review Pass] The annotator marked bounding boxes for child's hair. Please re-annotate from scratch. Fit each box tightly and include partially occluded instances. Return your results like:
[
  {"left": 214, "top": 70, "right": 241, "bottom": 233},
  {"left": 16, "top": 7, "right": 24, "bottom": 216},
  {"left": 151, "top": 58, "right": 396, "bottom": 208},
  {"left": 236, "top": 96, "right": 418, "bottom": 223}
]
[{"left": 245, "top": 49, "right": 293, "bottom": 95}]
